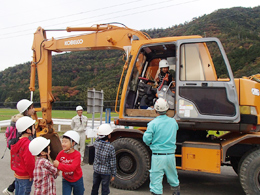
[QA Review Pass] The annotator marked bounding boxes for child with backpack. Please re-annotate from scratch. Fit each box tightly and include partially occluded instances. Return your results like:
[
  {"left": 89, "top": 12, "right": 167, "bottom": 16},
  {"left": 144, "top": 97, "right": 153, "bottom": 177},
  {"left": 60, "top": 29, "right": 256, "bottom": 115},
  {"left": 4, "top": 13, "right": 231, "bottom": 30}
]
[
  {"left": 53, "top": 130, "right": 85, "bottom": 195},
  {"left": 29, "top": 137, "right": 59, "bottom": 195},
  {"left": 5, "top": 114, "right": 22, "bottom": 149},
  {"left": 91, "top": 124, "right": 116, "bottom": 195}
]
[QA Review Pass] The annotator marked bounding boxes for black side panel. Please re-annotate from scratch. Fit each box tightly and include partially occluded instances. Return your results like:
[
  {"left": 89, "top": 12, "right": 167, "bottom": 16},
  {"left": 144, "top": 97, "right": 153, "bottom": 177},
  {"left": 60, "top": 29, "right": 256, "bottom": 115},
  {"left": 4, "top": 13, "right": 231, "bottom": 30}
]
[
  {"left": 240, "top": 114, "right": 258, "bottom": 125},
  {"left": 179, "top": 87, "right": 236, "bottom": 116}
]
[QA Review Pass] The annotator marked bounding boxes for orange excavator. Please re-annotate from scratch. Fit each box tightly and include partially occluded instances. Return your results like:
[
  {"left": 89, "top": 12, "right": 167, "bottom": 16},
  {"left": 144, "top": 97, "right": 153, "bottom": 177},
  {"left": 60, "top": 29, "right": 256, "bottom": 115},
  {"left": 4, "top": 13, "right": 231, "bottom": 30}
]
[{"left": 29, "top": 23, "right": 260, "bottom": 195}]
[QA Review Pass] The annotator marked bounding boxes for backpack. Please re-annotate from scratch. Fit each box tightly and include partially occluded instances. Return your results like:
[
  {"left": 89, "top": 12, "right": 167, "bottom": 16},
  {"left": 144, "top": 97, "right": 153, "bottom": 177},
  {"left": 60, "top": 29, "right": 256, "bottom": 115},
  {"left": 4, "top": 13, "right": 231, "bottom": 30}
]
[{"left": 5, "top": 126, "right": 18, "bottom": 149}]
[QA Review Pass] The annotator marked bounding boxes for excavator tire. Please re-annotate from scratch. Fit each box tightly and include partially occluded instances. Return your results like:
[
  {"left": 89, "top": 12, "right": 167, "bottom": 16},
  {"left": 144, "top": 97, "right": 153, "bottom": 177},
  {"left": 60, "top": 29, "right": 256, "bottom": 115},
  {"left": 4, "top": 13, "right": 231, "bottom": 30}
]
[
  {"left": 42, "top": 133, "right": 62, "bottom": 160},
  {"left": 111, "top": 138, "right": 150, "bottom": 190},
  {"left": 239, "top": 148, "right": 260, "bottom": 195}
]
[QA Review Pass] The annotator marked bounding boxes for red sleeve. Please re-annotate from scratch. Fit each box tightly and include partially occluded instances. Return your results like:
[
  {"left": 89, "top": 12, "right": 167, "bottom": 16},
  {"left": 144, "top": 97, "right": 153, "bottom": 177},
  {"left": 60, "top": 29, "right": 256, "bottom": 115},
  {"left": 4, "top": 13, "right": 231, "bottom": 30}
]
[
  {"left": 56, "top": 151, "right": 62, "bottom": 161},
  {"left": 23, "top": 142, "right": 35, "bottom": 178},
  {"left": 58, "top": 151, "right": 81, "bottom": 172}
]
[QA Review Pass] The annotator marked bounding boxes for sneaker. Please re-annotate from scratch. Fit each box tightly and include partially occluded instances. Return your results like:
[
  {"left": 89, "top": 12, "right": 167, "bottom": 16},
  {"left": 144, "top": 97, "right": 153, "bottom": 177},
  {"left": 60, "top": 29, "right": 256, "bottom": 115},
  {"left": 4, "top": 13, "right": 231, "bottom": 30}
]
[
  {"left": 2, "top": 188, "right": 13, "bottom": 195},
  {"left": 151, "top": 192, "right": 161, "bottom": 195},
  {"left": 81, "top": 162, "right": 85, "bottom": 166},
  {"left": 172, "top": 185, "right": 180, "bottom": 195}
]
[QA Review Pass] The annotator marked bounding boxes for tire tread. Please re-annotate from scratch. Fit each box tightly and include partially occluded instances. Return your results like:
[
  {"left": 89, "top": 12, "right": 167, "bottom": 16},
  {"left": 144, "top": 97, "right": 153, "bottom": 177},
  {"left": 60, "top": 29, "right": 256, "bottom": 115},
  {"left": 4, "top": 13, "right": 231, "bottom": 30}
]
[{"left": 111, "top": 138, "right": 150, "bottom": 190}]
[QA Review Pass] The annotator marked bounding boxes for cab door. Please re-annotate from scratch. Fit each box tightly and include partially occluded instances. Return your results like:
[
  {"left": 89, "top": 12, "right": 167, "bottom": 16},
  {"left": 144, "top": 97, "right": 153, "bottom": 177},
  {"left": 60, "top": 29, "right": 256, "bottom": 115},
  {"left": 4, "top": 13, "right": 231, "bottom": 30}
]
[{"left": 175, "top": 38, "right": 240, "bottom": 123}]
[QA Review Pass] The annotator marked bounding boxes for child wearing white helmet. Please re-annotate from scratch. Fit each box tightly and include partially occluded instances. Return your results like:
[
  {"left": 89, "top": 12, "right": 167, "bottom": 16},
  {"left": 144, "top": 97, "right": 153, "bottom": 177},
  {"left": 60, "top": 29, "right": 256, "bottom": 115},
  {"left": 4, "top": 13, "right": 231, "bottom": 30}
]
[
  {"left": 10, "top": 116, "right": 36, "bottom": 195},
  {"left": 53, "top": 130, "right": 84, "bottom": 195},
  {"left": 91, "top": 124, "right": 116, "bottom": 195},
  {"left": 3, "top": 99, "right": 36, "bottom": 195},
  {"left": 16, "top": 99, "right": 35, "bottom": 116},
  {"left": 156, "top": 59, "right": 173, "bottom": 89},
  {"left": 29, "top": 137, "right": 59, "bottom": 195},
  {"left": 71, "top": 105, "right": 88, "bottom": 164}
]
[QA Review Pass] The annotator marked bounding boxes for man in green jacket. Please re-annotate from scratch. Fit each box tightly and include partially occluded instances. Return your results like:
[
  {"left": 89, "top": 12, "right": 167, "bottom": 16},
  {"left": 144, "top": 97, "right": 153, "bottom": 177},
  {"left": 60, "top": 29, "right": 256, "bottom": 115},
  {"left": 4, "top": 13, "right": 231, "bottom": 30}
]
[{"left": 143, "top": 98, "right": 180, "bottom": 195}]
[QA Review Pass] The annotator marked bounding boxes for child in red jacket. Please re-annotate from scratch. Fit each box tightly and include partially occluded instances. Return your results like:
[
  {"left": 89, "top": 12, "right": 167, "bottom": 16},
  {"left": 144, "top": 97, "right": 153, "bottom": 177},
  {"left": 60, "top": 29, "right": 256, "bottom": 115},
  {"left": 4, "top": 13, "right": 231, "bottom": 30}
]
[
  {"left": 10, "top": 116, "right": 35, "bottom": 195},
  {"left": 54, "top": 130, "right": 84, "bottom": 195}
]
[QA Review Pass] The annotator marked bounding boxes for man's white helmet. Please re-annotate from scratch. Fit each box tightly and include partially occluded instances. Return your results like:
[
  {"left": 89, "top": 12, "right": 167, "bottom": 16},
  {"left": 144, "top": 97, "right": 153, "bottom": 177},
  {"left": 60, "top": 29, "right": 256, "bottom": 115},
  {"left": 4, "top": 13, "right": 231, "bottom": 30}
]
[
  {"left": 16, "top": 116, "right": 35, "bottom": 133},
  {"left": 154, "top": 98, "right": 169, "bottom": 112},
  {"left": 159, "top": 59, "right": 169, "bottom": 68},
  {"left": 29, "top": 137, "right": 50, "bottom": 156},
  {"left": 63, "top": 130, "right": 80, "bottom": 144},
  {"left": 16, "top": 99, "right": 33, "bottom": 113},
  {"left": 76, "top": 106, "right": 83, "bottom": 111},
  {"left": 97, "top": 124, "right": 113, "bottom": 136}
]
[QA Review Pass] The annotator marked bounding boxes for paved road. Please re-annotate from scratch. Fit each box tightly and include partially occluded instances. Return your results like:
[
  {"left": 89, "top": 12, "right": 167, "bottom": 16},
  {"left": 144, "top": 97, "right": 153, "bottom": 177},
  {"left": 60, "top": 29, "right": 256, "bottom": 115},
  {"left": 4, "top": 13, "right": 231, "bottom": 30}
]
[{"left": 0, "top": 133, "right": 245, "bottom": 195}]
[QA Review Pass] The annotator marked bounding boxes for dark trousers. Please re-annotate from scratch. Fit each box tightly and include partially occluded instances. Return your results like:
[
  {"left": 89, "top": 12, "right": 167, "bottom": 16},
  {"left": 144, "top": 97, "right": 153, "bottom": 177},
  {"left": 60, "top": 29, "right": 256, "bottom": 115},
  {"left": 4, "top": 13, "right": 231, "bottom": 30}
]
[
  {"left": 7, "top": 180, "right": 15, "bottom": 192},
  {"left": 91, "top": 172, "right": 111, "bottom": 195}
]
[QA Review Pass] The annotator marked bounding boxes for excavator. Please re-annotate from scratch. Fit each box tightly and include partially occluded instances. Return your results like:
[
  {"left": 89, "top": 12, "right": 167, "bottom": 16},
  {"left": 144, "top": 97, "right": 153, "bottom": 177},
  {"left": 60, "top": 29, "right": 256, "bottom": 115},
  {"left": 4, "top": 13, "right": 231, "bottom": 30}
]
[{"left": 29, "top": 23, "right": 260, "bottom": 195}]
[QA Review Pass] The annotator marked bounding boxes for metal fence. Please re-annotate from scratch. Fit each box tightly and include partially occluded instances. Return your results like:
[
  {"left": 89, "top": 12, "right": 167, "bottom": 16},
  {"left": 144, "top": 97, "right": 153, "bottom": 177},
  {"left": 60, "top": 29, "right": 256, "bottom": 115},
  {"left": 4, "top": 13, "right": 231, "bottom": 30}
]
[{"left": 0, "top": 118, "right": 125, "bottom": 138}]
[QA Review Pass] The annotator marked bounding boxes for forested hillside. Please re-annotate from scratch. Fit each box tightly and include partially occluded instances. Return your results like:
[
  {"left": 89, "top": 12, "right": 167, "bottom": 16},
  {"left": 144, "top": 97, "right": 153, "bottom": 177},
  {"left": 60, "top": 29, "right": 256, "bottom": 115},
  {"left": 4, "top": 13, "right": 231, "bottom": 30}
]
[{"left": 0, "top": 6, "right": 260, "bottom": 105}]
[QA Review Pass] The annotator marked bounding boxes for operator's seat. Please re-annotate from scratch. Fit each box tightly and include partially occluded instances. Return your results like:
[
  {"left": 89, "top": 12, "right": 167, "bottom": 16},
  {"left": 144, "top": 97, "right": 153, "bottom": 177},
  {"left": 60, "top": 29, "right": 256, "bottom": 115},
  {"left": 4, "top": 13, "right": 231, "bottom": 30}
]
[{"left": 136, "top": 81, "right": 156, "bottom": 109}]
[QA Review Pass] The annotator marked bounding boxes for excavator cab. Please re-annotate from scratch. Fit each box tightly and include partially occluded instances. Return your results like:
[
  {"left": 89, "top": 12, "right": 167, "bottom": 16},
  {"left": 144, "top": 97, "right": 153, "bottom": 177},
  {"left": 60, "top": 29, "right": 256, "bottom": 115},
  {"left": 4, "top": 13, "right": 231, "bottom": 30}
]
[{"left": 124, "top": 38, "right": 240, "bottom": 123}]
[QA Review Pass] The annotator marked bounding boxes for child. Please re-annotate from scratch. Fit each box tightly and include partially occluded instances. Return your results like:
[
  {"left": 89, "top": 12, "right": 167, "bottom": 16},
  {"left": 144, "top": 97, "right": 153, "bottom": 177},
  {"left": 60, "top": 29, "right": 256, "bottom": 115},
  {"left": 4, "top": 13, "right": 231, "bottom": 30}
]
[
  {"left": 3, "top": 99, "right": 34, "bottom": 195},
  {"left": 29, "top": 137, "right": 59, "bottom": 195},
  {"left": 10, "top": 116, "right": 35, "bottom": 195},
  {"left": 53, "top": 130, "right": 84, "bottom": 195},
  {"left": 91, "top": 124, "right": 116, "bottom": 195},
  {"left": 156, "top": 59, "right": 173, "bottom": 89}
]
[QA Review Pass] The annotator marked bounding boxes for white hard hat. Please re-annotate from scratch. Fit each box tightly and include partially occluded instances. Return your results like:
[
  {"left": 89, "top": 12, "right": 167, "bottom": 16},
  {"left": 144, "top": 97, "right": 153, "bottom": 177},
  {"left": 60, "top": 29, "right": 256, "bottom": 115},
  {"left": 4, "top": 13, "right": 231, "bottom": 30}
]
[
  {"left": 76, "top": 106, "right": 83, "bottom": 111},
  {"left": 97, "top": 124, "right": 113, "bottom": 136},
  {"left": 159, "top": 59, "right": 169, "bottom": 68},
  {"left": 16, "top": 99, "right": 33, "bottom": 113},
  {"left": 154, "top": 98, "right": 169, "bottom": 112},
  {"left": 63, "top": 130, "right": 80, "bottom": 144},
  {"left": 29, "top": 137, "right": 50, "bottom": 156},
  {"left": 16, "top": 116, "right": 35, "bottom": 133}
]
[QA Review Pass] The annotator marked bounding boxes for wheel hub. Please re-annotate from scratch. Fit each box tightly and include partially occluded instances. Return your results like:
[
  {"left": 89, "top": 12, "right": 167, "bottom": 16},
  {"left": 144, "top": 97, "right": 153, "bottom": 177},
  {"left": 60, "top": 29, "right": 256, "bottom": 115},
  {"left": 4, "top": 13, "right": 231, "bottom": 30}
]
[{"left": 119, "top": 155, "right": 134, "bottom": 172}]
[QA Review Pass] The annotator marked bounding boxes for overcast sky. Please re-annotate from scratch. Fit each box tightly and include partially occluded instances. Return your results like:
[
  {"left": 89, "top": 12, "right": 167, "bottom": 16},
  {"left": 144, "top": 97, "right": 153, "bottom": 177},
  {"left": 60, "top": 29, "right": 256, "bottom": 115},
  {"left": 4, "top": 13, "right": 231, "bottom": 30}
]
[{"left": 0, "top": 0, "right": 259, "bottom": 71}]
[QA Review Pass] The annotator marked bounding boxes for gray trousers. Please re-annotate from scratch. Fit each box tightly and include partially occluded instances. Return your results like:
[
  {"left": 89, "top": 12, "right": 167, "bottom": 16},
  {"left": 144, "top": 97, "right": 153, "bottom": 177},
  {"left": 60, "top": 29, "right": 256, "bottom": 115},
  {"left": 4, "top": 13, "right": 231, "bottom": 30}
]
[{"left": 76, "top": 131, "right": 86, "bottom": 161}]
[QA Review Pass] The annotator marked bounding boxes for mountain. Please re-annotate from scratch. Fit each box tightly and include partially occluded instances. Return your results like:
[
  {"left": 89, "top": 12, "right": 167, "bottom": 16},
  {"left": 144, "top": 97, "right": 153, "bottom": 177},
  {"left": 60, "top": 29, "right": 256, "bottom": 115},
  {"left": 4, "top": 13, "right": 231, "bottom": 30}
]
[{"left": 0, "top": 6, "right": 260, "bottom": 106}]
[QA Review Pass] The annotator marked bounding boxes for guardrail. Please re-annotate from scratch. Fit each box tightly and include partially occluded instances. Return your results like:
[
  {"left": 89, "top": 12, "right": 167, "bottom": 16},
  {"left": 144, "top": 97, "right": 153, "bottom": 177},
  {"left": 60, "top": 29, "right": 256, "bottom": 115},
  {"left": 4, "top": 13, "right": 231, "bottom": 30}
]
[
  {"left": 0, "top": 118, "right": 74, "bottom": 131},
  {"left": 0, "top": 120, "right": 10, "bottom": 130},
  {"left": 0, "top": 118, "right": 120, "bottom": 132}
]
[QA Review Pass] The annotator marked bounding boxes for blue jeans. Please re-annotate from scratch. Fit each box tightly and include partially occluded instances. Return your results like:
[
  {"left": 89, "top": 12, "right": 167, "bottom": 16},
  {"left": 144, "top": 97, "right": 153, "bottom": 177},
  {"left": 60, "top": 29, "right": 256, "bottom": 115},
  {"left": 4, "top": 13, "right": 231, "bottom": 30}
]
[
  {"left": 91, "top": 172, "right": 111, "bottom": 195},
  {"left": 14, "top": 178, "right": 33, "bottom": 195},
  {"left": 62, "top": 177, "right": 84, "bottom": 195}
]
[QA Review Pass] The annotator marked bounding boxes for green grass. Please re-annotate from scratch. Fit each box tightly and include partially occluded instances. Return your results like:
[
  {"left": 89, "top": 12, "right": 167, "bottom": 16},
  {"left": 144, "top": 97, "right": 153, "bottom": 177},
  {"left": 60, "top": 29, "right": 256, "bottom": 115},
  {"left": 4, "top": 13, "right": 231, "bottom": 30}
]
[
  {"left": 0, "top": 109, "right": 20, "bottom": 120},
  {"left": 0, "top": 108, "right": 119, "bottom": 121}
]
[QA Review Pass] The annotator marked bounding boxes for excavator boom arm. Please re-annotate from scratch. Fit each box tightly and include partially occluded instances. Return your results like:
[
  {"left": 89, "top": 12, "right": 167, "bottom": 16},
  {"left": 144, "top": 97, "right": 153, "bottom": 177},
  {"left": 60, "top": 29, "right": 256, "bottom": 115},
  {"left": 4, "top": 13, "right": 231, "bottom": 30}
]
[{"left": 29, "top": 23, "right": 149, "bottom": 132}]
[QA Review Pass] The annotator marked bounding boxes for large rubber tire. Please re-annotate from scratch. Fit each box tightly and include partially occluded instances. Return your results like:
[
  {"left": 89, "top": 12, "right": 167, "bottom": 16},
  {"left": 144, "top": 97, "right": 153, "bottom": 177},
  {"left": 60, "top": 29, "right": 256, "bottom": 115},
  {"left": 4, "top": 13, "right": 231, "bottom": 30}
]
[
  {"left": 239, "top": 148, "right": 260, "bottom": 195},
  {"left": 111, "top": 138, "right": 150, "bottom": 190}
]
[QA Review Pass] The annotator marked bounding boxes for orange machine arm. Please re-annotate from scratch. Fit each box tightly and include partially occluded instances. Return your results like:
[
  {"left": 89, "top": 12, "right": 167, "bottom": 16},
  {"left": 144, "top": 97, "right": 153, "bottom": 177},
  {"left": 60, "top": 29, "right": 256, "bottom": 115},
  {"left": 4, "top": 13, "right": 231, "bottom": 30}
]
[{"left": 29, "top": 24, "right": 150, "bottom": 135}]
